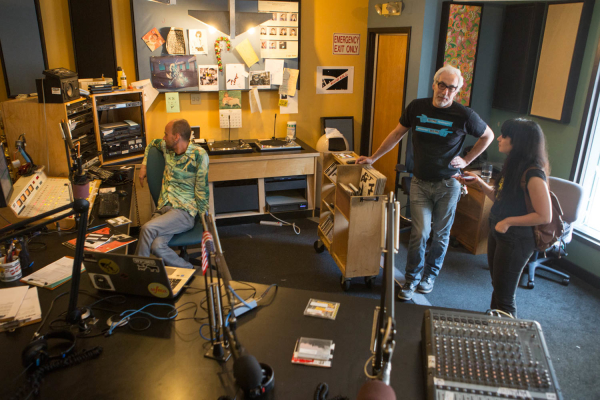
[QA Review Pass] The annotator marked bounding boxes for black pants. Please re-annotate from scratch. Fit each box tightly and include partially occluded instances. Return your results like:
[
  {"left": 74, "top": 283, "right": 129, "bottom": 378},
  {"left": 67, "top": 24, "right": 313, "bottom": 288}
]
[{"left": 487, "top": 216, "right": 536, "bottom": 317}]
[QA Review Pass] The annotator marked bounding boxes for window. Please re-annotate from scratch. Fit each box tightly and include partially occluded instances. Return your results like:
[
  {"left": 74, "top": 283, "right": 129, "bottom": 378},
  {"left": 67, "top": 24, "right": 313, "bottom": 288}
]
[{"left": 574, "top": 39, "right": 600, "bottom": 243}]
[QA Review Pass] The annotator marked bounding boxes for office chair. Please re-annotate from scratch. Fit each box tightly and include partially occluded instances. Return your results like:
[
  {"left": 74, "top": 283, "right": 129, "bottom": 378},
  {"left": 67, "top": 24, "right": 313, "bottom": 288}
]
[
  {"left": 394, "top": 130, "right": 413, "bottom": 233},
  {"left": 146, "top": 146, "right": 204, "bottom": 266},
  {"left": 525, "top": 176, "right": 585, "bottom": 289}
]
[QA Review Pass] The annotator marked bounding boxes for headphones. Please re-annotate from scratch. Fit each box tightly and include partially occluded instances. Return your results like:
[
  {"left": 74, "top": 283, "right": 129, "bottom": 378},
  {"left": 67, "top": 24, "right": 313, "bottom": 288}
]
[
  {"left": 22, "top": 331, "right": 77, "bottom": 368},
  {"left": 246, "top": 363, "right": 275, "bottom": 399}
]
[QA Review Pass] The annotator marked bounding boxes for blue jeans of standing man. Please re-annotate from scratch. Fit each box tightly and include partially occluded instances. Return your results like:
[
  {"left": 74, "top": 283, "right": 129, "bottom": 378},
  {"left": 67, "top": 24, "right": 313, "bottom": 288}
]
[
  {"left": 405, "top": 177, "right": 462, "bottom": 283},
  {"left": 135, "top": 206, "right": 195, "bottom": 269}
]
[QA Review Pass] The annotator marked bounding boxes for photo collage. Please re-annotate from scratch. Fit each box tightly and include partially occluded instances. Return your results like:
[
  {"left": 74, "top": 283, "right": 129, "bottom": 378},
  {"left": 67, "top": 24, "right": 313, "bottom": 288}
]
[{"left": 259, "top": 5, "right": 299, "bottom": 59}]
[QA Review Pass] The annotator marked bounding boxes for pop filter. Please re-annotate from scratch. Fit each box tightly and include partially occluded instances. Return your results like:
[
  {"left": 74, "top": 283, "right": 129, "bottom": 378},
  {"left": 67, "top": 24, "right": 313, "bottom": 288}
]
[{"left": 356, "top": 380, "right": 396, "bottom": 400}]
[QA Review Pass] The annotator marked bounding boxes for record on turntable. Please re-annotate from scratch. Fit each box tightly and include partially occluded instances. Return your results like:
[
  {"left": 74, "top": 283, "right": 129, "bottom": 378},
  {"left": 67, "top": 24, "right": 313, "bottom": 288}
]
[
  {"left": 207, "top": 139, "right": 253, "bottom": 155},
  {"left": 255, "top": 138, "right": 301, "bottom": 151}
]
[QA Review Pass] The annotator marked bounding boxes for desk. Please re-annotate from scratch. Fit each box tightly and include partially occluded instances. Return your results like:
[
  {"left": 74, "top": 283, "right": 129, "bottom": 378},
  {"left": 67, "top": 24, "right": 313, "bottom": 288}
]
[
  {"left": 0, "top": 234, "right": 428, "bottom": 399},
  {"left": 207, "top": 139, "right": 319, "bottom": 219}
]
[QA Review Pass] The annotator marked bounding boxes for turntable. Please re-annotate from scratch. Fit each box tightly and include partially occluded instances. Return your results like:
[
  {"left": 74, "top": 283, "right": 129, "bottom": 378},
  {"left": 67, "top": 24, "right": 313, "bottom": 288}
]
[
  {"left": 207, "top": 139, "right": 254, "bottom": 155},
  {"left": 255, "top": 138, "right": 301, "bottom": 151}
]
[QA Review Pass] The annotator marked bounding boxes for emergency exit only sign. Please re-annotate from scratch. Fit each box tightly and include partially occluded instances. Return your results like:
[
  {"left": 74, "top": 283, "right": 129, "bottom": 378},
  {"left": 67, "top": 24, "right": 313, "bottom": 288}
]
[{"left": 333, "top": 33, "right": 360, "bottom": 55}]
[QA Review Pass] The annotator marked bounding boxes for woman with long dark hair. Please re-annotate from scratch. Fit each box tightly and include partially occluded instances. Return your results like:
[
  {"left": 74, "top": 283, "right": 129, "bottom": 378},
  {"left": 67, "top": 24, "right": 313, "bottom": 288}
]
[{"left": 456, "top": 118, "right": 552, "bottom": 317}]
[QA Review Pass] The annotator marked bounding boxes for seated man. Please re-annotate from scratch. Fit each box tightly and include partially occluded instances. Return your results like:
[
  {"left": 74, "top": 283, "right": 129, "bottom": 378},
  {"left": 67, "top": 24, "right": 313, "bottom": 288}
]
[{"left": 135, "top": 119, "right": 209, "bottom": 269}]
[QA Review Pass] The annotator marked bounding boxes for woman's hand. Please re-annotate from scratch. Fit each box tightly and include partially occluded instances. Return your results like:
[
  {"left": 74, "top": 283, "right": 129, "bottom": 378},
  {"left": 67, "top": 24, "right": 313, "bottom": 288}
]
[
  {"left": 494, "top": 219, "right": 511, "bottom": 234},
  {"left": 453, "top": 170, "right": 480, "bottom": 187}
]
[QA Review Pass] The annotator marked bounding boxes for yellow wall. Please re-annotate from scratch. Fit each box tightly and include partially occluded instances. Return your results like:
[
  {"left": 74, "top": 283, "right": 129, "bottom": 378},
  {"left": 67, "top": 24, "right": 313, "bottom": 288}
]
[{"left": 1, "top": 0, "right": 369, "bottom": 152}]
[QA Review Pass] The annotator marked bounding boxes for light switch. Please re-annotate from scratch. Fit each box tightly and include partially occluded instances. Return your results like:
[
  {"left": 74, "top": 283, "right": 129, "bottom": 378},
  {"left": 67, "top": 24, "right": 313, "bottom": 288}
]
[{"left": 191, "top": 93, "right": 201, "bottom": 105}]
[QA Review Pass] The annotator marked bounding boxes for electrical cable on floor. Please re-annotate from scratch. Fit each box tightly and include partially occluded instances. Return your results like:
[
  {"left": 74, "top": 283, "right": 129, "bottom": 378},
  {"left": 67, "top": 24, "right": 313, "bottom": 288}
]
[
  {"left": 268, "top": 213, "right": 301, "bottom": 234},
  {"left": 486, "top": 309, "right": 514, "bottom": 319}
]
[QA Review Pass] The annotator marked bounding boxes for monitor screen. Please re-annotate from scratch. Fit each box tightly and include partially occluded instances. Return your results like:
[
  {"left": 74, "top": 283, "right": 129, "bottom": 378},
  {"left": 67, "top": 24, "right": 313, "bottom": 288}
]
[{"left": 0, "top": 144, "right": 14, "bottom": 208}]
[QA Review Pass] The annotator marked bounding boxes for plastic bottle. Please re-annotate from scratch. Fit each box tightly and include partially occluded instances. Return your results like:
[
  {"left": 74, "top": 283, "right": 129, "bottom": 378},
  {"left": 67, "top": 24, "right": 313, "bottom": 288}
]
[
  {"left": 120, "top": 69, "right": 127, "bottom": 90},
  {"left": 117, "top": 66, "right": 123, "bottom": 88}
]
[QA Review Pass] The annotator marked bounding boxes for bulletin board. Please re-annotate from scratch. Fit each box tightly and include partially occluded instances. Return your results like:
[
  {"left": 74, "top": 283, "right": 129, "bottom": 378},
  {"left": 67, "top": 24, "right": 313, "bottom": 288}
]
[{"left": 130, "top": 0, "right": 301, "bottom": 92}]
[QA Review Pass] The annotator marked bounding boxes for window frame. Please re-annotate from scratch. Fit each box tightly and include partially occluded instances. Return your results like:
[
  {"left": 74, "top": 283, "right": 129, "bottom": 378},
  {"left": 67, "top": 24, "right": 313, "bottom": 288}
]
[{"left": 571, "top": 32, "right": 600, "bottom": 250}]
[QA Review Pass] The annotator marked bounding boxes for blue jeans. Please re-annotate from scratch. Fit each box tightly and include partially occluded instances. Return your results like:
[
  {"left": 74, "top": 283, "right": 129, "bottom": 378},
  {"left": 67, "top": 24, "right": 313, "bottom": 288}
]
[
  {"left": 135, "top": 206, "right": 195, "bottom": 269},
  {"left": 487, "top": 215, "right": 536, "bottom": 317},
  {"left": 405, "top": 177, "right": 462, "bottom": 282}
]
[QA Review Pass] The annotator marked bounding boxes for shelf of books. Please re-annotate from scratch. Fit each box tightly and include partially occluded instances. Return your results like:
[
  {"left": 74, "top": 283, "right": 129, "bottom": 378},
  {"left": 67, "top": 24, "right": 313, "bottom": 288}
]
[{"left": 315, "top": 152, "right": 388, "bottom": 291}]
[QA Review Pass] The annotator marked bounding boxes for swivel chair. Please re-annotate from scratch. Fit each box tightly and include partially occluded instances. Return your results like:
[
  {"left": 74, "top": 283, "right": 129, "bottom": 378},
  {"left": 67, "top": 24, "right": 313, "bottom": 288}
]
[
  {"left": 146, "top": 146, "right": 204, "bottom": 266},
  {"left": 525, "top": 176, "right": 585, "bottom": 289}
]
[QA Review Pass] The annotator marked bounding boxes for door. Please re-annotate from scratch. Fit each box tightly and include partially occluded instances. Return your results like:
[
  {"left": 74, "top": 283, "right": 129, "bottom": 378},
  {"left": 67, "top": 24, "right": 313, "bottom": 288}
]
[{"left": 361, "top": 30, "right": 410, "bottom": 197}]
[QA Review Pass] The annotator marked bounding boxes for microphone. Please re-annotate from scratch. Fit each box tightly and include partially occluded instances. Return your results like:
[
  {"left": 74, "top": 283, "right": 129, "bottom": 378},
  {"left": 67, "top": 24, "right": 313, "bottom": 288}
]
[
  {"left": 233, "top": 354, "right": 263, "bottom": 393},
  {"left": 357, "top": 380, "right": 397, "bottom": 400}
]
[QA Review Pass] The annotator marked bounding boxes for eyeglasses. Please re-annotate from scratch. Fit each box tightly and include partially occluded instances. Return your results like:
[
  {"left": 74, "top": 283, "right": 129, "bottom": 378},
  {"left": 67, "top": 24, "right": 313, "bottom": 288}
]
[{"left": 436, "top": 81, "right": 459, "bottom": 93}]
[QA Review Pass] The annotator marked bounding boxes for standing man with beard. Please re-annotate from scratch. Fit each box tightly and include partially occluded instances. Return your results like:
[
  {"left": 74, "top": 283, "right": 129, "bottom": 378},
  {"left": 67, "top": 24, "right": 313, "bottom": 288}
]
[
  {"left": 357, "top": 65, "right": 494, "bottom": 300},
  {"left": 135, "top": 119, "right": 209, "bottom": 269}
]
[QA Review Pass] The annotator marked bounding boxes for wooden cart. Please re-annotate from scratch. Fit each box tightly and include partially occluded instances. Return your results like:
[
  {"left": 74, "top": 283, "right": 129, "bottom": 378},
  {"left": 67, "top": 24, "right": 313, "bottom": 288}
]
[{"left": 314, "top": 153, "right": 387, "bottom": 291}]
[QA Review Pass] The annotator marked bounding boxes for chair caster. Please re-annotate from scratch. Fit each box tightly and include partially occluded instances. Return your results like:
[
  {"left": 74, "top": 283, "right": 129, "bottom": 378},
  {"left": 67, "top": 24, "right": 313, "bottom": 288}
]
[
  {"left": 341, "top": 276, "right": 351, "bottom": 291},
  {"left": 364, "top": 276, "right": 376, "bottom": 288},
  {"left": 562, "top": 278, "right": 570, "bottom": 286},
  {"left": 314, "top": 240, "right": 325, "bottom": 253},
  {"left": 527, "top": 281, "right": 535, "bottom": 289}
]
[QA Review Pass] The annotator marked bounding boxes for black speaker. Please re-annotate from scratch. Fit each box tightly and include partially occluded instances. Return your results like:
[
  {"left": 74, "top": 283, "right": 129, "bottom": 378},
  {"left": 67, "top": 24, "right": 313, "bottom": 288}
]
[{"left": 36, "top": 68, "right": 80, "bottom": 103}]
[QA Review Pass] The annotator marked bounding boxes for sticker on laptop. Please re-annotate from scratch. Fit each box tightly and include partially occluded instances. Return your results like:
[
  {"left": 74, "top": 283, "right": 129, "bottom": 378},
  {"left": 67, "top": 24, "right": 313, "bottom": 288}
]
[
  {"left": 98, "top": 258, "right": 120, "bottom": 274},
  {"left": 148, "top": 283, "right": 170, "bottom": 298},
  {"left": 89, "top": 273, "right": 116, "bottom": 291},
  {"left": 133, "top": 258, "right": 160, "bottom": 272}
]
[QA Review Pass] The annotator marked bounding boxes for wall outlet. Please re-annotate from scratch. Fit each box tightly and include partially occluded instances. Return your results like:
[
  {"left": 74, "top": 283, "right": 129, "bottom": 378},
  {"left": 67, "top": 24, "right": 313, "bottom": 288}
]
[{"left": 191, "top": 93, "right": 201, "bottom": 105}]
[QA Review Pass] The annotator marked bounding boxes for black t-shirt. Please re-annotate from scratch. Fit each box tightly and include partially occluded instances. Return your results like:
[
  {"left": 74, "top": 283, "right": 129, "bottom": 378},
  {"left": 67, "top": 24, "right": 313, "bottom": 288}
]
[
  {"left": 399, "top": 98, "right": 487, "bottom": 181},
  {"left": 490, "top": 168, "right": 547, "bottom": 220}
]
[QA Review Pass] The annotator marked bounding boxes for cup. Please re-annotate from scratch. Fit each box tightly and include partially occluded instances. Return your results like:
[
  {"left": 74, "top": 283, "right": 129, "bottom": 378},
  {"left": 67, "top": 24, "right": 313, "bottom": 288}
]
[
  {"left": 286, "top": 121, "right": 296, "bottom": 141},
  {"left": 481, "top": 162, "right": 493, "bottom": 182},
  {"left": 0, "top": 257, "right": 22, "bottom": 282}
]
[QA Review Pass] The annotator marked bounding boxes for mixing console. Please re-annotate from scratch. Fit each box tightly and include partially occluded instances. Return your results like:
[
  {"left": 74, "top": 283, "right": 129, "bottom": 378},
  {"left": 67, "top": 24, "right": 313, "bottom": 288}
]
[{"left": 422, "top": 309, "right": 562, "bottom": 400}]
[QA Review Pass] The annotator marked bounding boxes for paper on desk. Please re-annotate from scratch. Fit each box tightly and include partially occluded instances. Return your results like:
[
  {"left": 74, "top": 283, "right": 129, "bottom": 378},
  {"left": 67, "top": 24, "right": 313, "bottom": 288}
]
[
  {"left": 280, "top": 91, "right": 298, "bottom": 114},
  {"left": 0, "top": 287, "right": 41, "bottom": 332},
  {"left": 249, "top": 88, "right": 263, "bottom": 114},
  {"left": 235, "top": 39, "right": 259, "bottom": 68},
  {"left": 0, "top": 286, "right": 29, "bottom": 322},
  {"left": 21, "top": 256, "right": 84, "bottom": 290},
  {"left": 279, "top": 68, "right": 299, "bottom": 96},
  {"left": 265, "top": 59, "right": 284, "bottom": 85}
]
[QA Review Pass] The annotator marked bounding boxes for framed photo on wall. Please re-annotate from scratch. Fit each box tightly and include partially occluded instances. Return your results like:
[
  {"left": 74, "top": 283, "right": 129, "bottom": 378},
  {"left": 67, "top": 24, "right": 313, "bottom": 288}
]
[{"left": 435, "top": 2, "right": 484, "bottom": 107}]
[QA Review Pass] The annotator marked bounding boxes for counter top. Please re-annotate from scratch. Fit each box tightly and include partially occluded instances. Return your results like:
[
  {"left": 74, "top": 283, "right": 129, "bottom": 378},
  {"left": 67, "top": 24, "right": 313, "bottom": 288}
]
[{"left": 207, "top": 138, "right": 318, "bottom": 164}]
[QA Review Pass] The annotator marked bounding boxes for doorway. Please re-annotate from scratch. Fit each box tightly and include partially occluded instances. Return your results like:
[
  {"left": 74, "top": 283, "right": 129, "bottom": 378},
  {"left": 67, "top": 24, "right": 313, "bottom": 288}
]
[{"left": 360, "top": 28, "right": 410, "bottom": 197}]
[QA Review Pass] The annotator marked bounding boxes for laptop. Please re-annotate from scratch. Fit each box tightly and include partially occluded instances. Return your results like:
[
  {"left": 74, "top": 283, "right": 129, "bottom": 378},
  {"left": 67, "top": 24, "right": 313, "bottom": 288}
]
[{"left": 83, "top": 251, "right": 195, "bottom": 299}]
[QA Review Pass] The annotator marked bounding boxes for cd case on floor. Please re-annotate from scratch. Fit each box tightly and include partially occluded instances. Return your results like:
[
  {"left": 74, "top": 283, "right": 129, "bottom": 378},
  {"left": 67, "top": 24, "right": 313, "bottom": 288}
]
[{"left": 304, "top": 298, "right": 340, "bottom": 320}]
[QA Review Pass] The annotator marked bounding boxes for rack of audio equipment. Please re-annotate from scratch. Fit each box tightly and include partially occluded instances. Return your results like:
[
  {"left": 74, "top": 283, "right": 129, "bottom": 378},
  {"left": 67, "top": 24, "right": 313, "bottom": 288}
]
[
  {"left": 91, "top": 90, "right": 147, "bottom": 165},
  {"left": 1, "top": 96, "right": 99, "bottom": 178}
]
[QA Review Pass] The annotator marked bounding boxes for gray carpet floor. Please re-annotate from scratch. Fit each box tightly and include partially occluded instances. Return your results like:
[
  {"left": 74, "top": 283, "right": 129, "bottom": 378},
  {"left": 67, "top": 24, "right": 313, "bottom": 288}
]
[{"left": 214, "top": 217, "right": 600, "bottom": 399}]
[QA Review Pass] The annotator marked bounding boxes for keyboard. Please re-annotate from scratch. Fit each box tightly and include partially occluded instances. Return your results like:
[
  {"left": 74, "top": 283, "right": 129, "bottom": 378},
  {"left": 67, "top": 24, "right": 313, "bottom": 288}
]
[
  {"left": 97, "top": 193, "right": 120, "bottom": 217},
  {"left": 169, "top": 278, "right": 182, "bottom": 288},
  {"left": 88, "top": 166, "right": 114, "bottom": 180}
]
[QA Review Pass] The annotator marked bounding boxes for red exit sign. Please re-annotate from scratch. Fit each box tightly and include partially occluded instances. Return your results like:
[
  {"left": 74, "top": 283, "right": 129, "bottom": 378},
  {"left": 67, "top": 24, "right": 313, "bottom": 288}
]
[{"left": 333, "top": 33, "right": 360, "bottom": 55}]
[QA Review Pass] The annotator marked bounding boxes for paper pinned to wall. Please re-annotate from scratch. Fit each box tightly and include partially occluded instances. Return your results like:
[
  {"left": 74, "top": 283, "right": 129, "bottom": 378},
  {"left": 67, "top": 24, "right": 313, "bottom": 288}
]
[
  {"left": 279, "top": 68, "right": 299, "bottom": 96},
  {"left": 226, "top": 64, "right": 246, "bottom": 90},
  {"left": 249, "top": 88, "right": 263, "bottom": 114},
  {"left": 165, "top": 92, "right": 180, "bottom": 113},
  {"left": 280, "top": 91, "right": 298, "bottom": 114},
  {"left": 265, "top": 59, "right": 284, "bottom": 85},
  {"left": 131, "top": 79, "right": 159, "bottom": 112},
  {"left": 235, "top": 38, "right": 259, "bottom": 68}
]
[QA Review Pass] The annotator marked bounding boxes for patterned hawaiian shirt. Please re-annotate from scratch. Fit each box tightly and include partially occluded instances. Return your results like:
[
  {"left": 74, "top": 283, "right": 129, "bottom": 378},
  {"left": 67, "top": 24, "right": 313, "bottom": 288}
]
[{"left": 142, "top": 139, "right": 209, "bottom": 217}]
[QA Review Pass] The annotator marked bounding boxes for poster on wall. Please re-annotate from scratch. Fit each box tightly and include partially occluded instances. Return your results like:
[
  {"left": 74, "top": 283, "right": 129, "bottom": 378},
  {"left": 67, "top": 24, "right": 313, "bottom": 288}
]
[
  {"left": 150, "top": 55, "right": 199, "bottom": 91},
  {"left": 435, "top": 2, "right": 483, "bottom": 107},
  {"left": 198, "top": 65, "right": 219, "bottom": 91},
  {"left": 316, "top": 66, "right": 354, "bottom": 94},
  {"left": 258, "top": 1, "right": 299, "bottom": 59},
  {"left": 250, "top": 71, "right": 271, "bottom": 89},
  {"left": 188, "top": 29, "right": 208, "bottom": 55},
  {"left": 142, "top": 28, "right": 165, "bottom": 52},
  {"left": 166, "top": 27, "right": 186, "bottom": 55}
]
